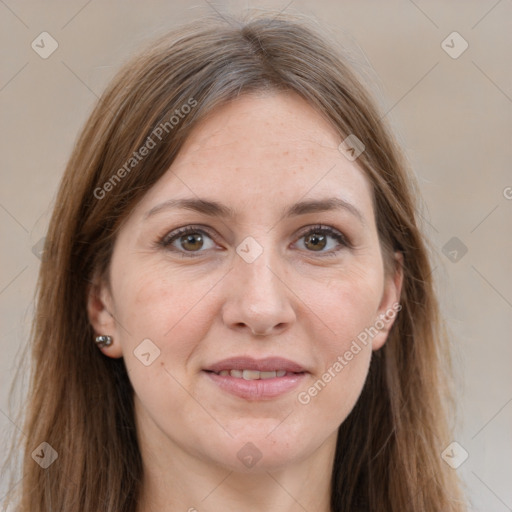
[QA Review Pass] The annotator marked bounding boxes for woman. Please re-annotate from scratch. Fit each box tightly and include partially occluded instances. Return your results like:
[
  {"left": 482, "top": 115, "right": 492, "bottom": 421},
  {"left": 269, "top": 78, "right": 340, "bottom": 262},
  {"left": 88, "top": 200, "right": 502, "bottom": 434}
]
[{"left": 6, "top": 11, "right": 467, "bottom": 512}]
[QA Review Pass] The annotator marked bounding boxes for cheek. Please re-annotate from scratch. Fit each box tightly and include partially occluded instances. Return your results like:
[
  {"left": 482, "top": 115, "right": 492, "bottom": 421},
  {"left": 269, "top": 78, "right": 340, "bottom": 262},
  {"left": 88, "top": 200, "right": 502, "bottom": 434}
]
[
  {"left": 295, "top": 265, "right": 382, "bottom": 421},
  {"left": 112, "top": 267, "right": 216, "bottom": 419},
  {"left": 111, "top": 262, "right": 221, "bottom": 372},
  {"left": 113, "top": 259, "right": 204, "bottom": 336},
  {"left": 305, "top": 262, "right": 383, "bottom": 346},
  {"left": 298, "top": 308, "right": 374, "bottom": 431}
]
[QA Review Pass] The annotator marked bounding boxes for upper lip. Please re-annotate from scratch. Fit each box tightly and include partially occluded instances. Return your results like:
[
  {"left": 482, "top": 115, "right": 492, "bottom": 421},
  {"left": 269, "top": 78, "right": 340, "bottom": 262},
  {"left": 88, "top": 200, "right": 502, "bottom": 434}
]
[{"left": 204, "top": 356, "right": 307, "bottom": 373}]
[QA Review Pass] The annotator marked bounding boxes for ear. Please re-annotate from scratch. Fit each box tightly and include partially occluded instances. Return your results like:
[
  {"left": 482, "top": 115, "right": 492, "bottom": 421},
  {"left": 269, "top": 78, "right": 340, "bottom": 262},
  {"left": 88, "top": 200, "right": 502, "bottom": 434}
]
[
  {"left": 87, "top": 278, "right": 123, "bottom": 358},
  {"left": 372, "top": 251, "right": 404, "bottom": 351}
]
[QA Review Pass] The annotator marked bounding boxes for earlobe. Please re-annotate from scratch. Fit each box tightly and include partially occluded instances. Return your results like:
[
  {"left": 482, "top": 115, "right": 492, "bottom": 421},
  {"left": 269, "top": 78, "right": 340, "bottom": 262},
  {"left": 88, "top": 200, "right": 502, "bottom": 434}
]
[
  {"left": 86, "top": 280, "right": 123, "bottom": 358},
  {"left": 372, "top": 251, "right": 404, "bottom": 351}
]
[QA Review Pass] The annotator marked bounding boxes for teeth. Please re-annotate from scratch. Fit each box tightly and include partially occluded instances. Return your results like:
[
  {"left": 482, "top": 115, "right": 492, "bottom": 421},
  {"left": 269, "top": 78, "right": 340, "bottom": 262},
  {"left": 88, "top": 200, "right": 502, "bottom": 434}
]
[
  {"left": 243, "top": 369, "right": 261, "bottom": 380},
  {"left": 215, "top": 369, "right": 293, "bottom": 379}
]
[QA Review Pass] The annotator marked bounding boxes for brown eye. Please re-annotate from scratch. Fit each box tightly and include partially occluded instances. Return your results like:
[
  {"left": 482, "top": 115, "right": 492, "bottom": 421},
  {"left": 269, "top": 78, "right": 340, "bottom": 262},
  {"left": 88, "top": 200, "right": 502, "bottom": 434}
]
[
  {"left": 303, "top": 232, "right": 327, "bottom": 251},
  {"left": 295, "top": 225, "right": 350, "bottom": 256},
  {"left": 160, "top": 227, "right": 217, "bottom": 255},
  {"left": 180, "top": 233, "right": 204, "bottom": 251}
]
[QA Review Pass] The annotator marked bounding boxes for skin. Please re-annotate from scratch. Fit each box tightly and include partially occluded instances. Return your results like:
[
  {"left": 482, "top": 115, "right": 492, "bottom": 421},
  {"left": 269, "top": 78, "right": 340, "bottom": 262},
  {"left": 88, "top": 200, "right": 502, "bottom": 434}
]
[{"left": 88, "top": 91, "right": 403, "bottom": 512}]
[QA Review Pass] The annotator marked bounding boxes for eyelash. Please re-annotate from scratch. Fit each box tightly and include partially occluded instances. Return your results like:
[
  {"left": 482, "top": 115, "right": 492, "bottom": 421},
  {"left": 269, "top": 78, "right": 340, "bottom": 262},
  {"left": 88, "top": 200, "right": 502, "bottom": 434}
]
[{"left": 157, "top": 224, "right": 351, "bottom": 258}]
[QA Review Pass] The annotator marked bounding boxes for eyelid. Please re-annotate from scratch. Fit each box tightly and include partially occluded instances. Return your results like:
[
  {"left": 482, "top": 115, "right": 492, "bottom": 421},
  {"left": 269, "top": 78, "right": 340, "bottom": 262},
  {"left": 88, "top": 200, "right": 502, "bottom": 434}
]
[{"left": 160, "top": 224, "right": 216, "bottom": 245}]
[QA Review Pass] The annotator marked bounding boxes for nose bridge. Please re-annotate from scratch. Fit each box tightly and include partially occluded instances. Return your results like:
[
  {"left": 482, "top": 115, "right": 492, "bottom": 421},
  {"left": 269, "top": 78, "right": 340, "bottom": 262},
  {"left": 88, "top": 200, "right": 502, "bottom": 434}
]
[
  {"left": 242, "top": 248, "right": 279, "bottom": 297},
  {"left": 222, "top": 237, "right": 295, "bottom": 335},
  {"left": 235, "top": 240, "right": 284, "bottom": 306}
]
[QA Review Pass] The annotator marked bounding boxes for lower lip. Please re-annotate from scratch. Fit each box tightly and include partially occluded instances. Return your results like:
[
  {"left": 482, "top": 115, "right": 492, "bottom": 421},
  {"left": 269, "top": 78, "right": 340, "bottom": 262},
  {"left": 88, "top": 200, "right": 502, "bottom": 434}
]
[{"left": 203, "top": 371, "right": 307, "bottom": 400}]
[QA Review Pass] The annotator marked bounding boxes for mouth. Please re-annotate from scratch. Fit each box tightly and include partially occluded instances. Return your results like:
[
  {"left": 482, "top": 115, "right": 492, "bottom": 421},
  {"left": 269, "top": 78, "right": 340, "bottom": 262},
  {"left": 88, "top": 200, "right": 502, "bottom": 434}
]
[{"left": 202, "top": 356, "right": 308, "bottom": 400}]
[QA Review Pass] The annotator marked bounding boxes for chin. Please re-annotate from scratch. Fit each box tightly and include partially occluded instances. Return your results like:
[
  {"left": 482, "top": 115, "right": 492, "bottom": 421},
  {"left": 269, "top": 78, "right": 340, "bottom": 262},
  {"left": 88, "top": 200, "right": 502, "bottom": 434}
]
[{"left": 203, "top": 426, "right": 317, "bottom": 472}]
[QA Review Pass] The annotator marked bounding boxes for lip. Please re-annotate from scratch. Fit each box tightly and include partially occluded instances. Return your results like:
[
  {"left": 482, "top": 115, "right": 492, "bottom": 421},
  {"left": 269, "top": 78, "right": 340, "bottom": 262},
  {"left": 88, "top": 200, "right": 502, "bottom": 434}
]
[
  {"left": 204, "top": 356, "right": 307, "bottom": 373},
  {"left": 203, "top": 356, "right": 308, "bottom": 401},
  {"left": 204, "top": 371, "right": 307, "bottom": 400}
]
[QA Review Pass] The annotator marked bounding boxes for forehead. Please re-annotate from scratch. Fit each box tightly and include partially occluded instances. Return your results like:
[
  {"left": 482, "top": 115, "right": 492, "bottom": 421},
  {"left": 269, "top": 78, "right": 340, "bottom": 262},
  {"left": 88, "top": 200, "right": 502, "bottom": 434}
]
[{"left": 134, "top": 92, "right": 374, "bottom": 221}]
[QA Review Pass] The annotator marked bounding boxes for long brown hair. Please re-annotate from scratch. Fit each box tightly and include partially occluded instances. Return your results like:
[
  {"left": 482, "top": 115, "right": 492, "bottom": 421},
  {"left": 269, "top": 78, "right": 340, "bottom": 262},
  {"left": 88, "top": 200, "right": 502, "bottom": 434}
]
[{"left": 5, "top": 11, "right": 467, "bottom": 511}]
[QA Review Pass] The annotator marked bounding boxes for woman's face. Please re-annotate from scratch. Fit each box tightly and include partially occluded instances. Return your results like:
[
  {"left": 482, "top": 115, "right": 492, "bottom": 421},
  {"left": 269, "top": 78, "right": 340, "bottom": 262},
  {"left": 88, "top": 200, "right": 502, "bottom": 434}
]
[{"left": 89, "top": 92, "right": 402, "bottom": 472}]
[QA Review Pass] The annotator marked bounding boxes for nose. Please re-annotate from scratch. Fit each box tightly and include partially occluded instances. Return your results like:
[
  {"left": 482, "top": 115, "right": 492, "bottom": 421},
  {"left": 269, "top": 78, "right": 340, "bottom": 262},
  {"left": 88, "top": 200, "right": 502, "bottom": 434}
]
[{"left": 221, "top": 248, "right": 296, "bottom": 337}]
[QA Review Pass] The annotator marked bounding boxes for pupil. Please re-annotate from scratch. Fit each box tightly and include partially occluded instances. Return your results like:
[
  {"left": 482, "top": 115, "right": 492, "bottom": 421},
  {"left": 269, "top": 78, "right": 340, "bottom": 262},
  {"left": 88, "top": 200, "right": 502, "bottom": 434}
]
[
  {"left": 182, "top": 233, "right": 203, "bottom": 250},
  {"left": 305, "top": 233, "right": 326, "bottom": 251}
]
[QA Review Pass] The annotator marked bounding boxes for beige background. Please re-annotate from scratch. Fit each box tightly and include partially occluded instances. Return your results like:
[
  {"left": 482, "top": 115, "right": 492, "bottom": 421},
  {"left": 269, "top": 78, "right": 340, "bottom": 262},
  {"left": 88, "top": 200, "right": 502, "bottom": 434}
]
[{"left": 1, "top": 1, "right": 511, "bottom": 510}]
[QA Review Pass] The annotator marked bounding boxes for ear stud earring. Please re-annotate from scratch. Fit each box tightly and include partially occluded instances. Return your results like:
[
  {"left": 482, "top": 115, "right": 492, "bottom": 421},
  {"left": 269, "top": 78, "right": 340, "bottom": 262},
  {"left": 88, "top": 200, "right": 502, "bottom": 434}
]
[{"left": 95, "top": 335, "right": 113, "bottom": 348}]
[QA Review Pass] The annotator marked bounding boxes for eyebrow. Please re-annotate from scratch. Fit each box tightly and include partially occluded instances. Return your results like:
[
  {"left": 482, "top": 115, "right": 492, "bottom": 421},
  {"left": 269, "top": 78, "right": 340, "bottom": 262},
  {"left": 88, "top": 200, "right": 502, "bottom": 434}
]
[{"left": 145, "top": 197, "right": 365, "bottom": 225}]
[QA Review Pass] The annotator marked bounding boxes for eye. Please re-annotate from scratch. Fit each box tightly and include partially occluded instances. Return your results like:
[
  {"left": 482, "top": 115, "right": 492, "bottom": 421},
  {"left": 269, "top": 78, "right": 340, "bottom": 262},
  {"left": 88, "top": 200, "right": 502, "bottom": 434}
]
[
  {"left": 294, "top": 225, "right": 350, "bottom": 256},
  {"left": 159, "top": 226, "right": 217, "bottom": 256},
  {"left": 157, "top": 224, "right": 350, "bottom": 258}
]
